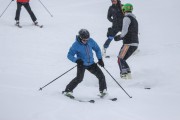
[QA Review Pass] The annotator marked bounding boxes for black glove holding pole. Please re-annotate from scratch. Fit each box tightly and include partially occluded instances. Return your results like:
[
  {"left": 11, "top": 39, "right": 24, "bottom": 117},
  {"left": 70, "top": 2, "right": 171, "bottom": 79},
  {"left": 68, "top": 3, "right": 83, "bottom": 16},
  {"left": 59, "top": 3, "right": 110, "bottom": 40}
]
[{"left": 98, "top": 59, "right": 104, "bottom": 67}]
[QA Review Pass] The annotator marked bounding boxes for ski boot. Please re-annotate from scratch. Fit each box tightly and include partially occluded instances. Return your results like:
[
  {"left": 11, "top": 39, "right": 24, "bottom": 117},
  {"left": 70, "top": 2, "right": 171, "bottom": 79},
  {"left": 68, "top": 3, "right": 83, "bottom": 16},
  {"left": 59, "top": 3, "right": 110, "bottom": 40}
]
[
  {"left": 62, "top": 91, "right": 74, "bottom": 99},
  {"left": 98, "top": 89, "right": 108, "bottom": 98},
  {"left": 102, "top": 47, "right": 110, "bottom": 58},
  {"left": 34, "top": 21, "right": 38, "bottom": 25},
  {"left": 120, "top": 72, "right": 132, "bottom": 79},
  {"left": 15, "top": 20, "right": 19, "bottom": 26}
]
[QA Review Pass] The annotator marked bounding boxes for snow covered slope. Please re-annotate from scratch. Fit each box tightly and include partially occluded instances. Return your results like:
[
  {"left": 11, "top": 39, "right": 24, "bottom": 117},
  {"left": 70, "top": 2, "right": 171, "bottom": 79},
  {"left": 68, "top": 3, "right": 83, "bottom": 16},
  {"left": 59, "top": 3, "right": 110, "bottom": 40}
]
[{"left": 0, "top": 0, "right": 180, "bottom": 120}]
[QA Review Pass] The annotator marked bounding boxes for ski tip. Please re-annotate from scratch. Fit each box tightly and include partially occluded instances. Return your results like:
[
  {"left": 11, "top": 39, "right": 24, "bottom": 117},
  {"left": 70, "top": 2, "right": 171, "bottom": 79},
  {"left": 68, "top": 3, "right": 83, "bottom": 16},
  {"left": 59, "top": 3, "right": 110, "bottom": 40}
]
[
  {"left": 89, "top": 100, "right": 95, "bottom": 103},
  {"left": 15, "top": 25, "right": 22, "bottom": 28},
  {"left": 111, "top": 98, "right": 117, "bottom": 101},
  {"left": 39, "top": 88, "right": 42, "bottom": 91},
  {"left": 105, "top": 56, "right": 110, "bottom": 58},
  {"left": 130, "top": 96, "right": 132, "bottom": 98},
  {"left": 144, "top": 87, "right": 151, "bottom": 90}
]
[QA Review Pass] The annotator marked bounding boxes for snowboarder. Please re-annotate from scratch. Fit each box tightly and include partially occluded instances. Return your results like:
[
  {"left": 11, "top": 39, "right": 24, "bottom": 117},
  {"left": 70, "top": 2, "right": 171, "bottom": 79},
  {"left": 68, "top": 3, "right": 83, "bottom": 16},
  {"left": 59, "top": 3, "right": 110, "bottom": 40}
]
[
  {"left": 63, "top": 29, "right": 107, "bottom": 98},
  {"left": 102, "top": 0, "right": 124, "bottom": 57},
  {"left": 114, "top": 3, "right": 139, "bottom": 79},
  {"left": 14, "top": 0, "right": 38, "bottom": 26}
]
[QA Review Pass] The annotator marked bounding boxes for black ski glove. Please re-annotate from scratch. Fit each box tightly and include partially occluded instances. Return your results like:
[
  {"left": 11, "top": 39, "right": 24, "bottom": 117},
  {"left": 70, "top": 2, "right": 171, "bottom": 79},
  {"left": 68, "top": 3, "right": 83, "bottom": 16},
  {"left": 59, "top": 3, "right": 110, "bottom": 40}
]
[
  {"left": 98, "top": 59, "right": 104, "bottom": 67},
  {"left": 76, "top": 59, "right": 83, "bottom": 66},
  {"left": 114, "top": 35, "right": 123, "bottom": 41}
]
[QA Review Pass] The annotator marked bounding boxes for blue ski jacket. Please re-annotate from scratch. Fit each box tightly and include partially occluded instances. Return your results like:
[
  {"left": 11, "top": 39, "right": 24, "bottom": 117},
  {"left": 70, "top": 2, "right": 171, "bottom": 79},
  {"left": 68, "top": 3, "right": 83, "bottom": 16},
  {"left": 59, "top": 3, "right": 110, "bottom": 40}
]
[{"left": 67, "top": 36, "right": 102, "bottom": 66}]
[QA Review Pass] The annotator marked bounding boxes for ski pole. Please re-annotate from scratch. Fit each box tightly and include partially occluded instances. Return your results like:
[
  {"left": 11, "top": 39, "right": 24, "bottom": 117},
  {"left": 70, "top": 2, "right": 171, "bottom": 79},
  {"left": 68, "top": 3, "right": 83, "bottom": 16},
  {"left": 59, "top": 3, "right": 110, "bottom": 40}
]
[
  {"left": 39, "top": 65, "right": 77, "bottom": 91},
  {"left": 0, "top": 0, "right": 14, "bottom": 18},
  {"left": 38, "top": 0, "right": 53, "bottom": 17},
  {"left": 103, "top": 67, "right": 132, "bottom": 98}
]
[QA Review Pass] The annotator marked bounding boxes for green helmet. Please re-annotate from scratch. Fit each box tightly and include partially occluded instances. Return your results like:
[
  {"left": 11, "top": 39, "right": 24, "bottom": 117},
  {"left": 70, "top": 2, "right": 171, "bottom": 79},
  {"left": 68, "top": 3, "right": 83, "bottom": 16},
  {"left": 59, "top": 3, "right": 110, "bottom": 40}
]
[{"left": 122, "top": 3, "right": 133, "bottom": 12}]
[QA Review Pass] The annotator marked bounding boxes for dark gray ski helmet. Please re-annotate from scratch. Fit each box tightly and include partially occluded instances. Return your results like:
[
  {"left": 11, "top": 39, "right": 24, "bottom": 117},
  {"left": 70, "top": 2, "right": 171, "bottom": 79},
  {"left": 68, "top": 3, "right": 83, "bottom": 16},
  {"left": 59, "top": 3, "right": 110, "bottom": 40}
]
[{"left": 78, "top": 29, "right": 90, "bottom": 39}]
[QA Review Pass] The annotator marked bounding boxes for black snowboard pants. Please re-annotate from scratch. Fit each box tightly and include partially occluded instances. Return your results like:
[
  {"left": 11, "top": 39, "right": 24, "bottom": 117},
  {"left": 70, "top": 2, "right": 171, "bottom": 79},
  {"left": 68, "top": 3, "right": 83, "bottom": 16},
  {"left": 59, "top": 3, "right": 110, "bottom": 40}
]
[
  {"left": 118, "top": 45, "right": 138, "bottom": 74},
  {"left": 65, "top": 63, "right": 107, "bottom": 92},
  {"left": 15, "top": 2, "right": 37, "bottom": 22}
]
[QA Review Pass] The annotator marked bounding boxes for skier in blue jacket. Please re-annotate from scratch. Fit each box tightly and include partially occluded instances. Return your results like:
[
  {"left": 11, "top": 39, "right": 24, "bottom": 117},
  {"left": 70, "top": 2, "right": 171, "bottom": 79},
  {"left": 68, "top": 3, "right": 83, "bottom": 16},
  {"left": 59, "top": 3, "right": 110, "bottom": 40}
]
[{"left": 63, "top": 29, "right": 107, "bottom": 98}]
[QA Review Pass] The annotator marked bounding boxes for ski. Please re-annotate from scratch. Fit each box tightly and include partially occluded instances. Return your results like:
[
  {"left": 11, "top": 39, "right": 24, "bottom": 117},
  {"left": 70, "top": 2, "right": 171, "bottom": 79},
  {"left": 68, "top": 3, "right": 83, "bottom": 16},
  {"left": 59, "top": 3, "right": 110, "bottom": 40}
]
[
  {"left": 64, "top": 95, "right": 95, "bottom": 103},
  {"left": 97, "top": 95, "right": 117, "bottom": 101},
  {"left": 15, "top": 24, "right": 22, "bottom": 28},
  {"left": 105, "top": 56, "right": 110, "bottom": 58},
  {"left": 72, "top": 98, "right": 95, "bottom": 103},
  {"left": 62, "top": 92, "right": 117, "bottom": 103},
  {"left": 62, "top": 91, "right": 95, "bottom": 103},
  {"left": 144, "top": 87, "right": 151, "bottom": 89},
  {"left": 107, "top": 97, "right": 117, "bottom": 101},
  {"left": 34, "top": 24, "right": 43, "bottom": 28},
  {"left": 64, "top": 95, "right": 117, "bottom": 103},
  {"left": 15, "top": 24, "right": 43, "bottom": 28}
]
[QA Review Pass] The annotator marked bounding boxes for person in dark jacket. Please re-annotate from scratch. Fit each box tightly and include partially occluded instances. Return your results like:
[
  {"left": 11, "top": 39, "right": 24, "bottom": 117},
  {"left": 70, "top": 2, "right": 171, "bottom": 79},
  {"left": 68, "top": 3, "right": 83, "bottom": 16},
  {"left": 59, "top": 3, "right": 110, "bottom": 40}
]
[
  {"left": 114, "top": 3, "right": 139, "bottom": 79},
  {"left": 15, "top": 0, "right": 38, "bottom": 25},
  {"left": 63, "top": 29, "right": 107, "bottom": 98},
  {"left": 102, "top": 0, "right": 124, "bottom": 57}
]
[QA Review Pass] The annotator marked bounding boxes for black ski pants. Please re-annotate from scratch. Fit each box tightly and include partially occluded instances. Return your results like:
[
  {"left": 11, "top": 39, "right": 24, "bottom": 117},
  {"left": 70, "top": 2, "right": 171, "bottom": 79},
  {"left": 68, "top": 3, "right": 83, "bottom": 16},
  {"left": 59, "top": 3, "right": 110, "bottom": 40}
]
[
  {"left": 65, "top": 63, "right": 107, "bottom": 92},
  {"left": 15, "top": 2, "right": 37, "bottom": 22}
]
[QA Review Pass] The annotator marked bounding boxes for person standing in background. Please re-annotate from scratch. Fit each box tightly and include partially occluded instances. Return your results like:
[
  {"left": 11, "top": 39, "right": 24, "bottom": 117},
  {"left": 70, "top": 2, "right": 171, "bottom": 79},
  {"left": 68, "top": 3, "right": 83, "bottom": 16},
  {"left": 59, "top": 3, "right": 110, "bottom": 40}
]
[
  {"left": 14, "top": 0, "right": 38, "bottom": 26},
  {"left": 102, "top": 0, "right": 124, "bottom": 57},
  {"left": 114, "top": 3, "right": 139, "bottom": 79}
]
